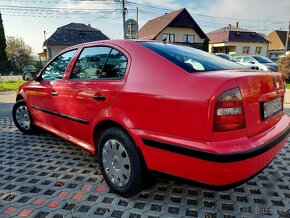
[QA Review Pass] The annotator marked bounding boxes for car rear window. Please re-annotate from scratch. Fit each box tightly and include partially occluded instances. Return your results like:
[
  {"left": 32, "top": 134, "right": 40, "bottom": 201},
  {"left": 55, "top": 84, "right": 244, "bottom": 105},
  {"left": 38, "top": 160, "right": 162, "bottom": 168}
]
[{"left": 140, "top": 42, "right": 245, "bottom": 73}]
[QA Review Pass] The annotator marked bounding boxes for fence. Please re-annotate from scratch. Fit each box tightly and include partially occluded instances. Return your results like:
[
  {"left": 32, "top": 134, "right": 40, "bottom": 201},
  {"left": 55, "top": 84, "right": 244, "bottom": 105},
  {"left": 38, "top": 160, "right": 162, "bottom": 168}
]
[{"left": 0, "top": 60, "right": 48, "bottom": 76}]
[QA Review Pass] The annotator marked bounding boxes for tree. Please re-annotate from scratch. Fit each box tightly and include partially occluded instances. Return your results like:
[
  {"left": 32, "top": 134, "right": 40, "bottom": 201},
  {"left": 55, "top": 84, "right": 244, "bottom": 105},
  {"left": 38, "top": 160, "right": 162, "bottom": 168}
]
[
  {"left": 6, "top": 36, "right": 33, "bottom": 71},
  {"left": 277, "top": 54, "right": 290, "bottom": 80},
  {"left": 0, "top": 13, "right": 7, "bottom": 62}
]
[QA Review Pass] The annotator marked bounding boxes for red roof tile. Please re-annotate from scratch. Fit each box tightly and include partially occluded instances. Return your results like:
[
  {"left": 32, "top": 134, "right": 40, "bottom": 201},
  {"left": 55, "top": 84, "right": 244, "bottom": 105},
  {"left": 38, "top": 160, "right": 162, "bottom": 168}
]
[
  {"left": 138, "top": 8, "right": 207, "bottom": 40},
  {"left": 265, "top": 30, "right": 290, "bottom": 51}
]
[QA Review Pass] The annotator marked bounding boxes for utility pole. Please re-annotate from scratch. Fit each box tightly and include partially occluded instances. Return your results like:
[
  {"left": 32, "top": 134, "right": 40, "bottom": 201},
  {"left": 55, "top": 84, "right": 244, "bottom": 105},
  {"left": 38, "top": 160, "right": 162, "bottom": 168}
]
[
  {"left": 136, "top": 6, "right": 139, "bottom": 25},
  {"left": 121, "top": 0, "right": 127, "bottom": 39},
  {"left": 285, "top": 20, "right": 290, "bottom": 54},
  {"left": 136, "top": 6, "right": 139, "bottom": 39}
]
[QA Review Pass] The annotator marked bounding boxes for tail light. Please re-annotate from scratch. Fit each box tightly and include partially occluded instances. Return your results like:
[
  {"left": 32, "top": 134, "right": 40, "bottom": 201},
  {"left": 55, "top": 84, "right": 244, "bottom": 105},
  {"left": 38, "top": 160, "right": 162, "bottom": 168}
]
[{"left": 214, "top": 88, "right": 245, "bottom": 132}]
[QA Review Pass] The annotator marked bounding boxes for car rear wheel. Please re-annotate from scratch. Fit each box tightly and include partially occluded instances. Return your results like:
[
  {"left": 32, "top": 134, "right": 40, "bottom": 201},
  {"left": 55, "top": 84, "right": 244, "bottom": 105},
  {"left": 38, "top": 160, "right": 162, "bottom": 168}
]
[
  {"left": 98, "top": 127, "right": 143, "bottom": 196},
  {"left": 12, "top": 100, "right": 35, "bottom": 134}
]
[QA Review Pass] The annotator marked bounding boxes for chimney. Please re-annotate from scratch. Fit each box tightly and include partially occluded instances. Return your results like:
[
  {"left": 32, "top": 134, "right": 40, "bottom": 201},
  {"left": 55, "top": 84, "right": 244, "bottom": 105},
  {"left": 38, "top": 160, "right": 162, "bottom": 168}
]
[{"left": 235, "top": 21, "right": 239, "bottom": 28}]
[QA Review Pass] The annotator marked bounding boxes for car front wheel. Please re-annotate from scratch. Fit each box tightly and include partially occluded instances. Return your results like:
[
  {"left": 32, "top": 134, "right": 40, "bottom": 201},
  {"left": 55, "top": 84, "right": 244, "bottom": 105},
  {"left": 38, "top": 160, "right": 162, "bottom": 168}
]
[
  {"left": 12, "top": 100, "right": 35, "bottom": 134},
  {"left": 98, "top": 127, "right": 143, "bottom": 196}
]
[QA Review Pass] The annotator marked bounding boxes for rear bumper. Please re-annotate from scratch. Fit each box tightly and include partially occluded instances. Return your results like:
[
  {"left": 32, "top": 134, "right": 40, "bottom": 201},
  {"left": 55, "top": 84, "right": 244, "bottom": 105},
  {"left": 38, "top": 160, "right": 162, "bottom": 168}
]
[{"left": 133, "top": 114, "right": 290, "bottom": 186}]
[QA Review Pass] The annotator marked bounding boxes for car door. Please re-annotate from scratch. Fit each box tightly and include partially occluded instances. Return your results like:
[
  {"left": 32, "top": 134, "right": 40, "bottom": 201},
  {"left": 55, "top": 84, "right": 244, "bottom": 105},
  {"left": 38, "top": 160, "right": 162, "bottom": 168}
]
[
  {"left": 57, "top": 45, "right": 129, "bottom": 144},
  {"left": 27, "top": 49, "right": 77, "bottom": 129}
]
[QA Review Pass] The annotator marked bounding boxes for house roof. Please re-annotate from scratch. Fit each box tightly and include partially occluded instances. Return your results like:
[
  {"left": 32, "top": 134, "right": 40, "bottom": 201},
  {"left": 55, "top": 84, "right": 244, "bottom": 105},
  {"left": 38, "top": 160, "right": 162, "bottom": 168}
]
[
  {"left": 207, "top": 26, "right": 269, "bottom": 44},
  {"left": 44, "top": 23, "right": 109, "bottom": 46},
  {"left": 265, "top": 30, "right": 290, "bottom": 51},
  {"left": 138, "top": 8, "right": 208, "bottom": 40}
]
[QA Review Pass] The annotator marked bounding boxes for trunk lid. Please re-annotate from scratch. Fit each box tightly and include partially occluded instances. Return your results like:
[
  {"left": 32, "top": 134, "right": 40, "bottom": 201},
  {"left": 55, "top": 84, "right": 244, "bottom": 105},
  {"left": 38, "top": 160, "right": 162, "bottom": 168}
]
[{"left": 234, "top": 71, "right": 285, "bottom": 137}]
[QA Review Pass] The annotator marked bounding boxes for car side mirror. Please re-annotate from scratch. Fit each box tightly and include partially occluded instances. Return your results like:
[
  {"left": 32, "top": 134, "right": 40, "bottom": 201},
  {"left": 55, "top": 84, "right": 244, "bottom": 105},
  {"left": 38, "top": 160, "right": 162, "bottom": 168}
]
[
  {"left": 249, "top": 61, "right": 255, "bottom": 64},
  {"left": 22, "top": 72, "right": 37, "bottom": 81}
]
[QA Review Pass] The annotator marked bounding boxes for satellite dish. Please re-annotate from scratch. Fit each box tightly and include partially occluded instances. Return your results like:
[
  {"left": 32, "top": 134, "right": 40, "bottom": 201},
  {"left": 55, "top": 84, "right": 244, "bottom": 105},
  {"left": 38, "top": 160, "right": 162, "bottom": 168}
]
[{"left": 124, "top": 19, "right": 139, "bottom": 39}]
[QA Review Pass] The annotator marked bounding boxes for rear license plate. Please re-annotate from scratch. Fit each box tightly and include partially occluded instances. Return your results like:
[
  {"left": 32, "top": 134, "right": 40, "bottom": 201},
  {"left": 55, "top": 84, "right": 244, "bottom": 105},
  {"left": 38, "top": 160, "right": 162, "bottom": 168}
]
[{"left": 262, "top": 97, "right": 283, "bottom": 120}]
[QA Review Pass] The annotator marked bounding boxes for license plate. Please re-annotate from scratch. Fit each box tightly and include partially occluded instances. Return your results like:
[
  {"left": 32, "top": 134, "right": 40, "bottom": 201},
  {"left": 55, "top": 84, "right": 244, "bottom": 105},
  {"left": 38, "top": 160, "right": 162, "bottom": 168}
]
[{"left": 262, "top": 97, "right": 283, "bottom": 120}]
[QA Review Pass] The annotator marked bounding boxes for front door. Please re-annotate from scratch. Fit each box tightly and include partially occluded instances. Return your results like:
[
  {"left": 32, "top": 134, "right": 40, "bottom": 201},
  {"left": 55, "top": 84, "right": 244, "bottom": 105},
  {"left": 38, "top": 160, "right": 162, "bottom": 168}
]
[
  {"left": 28, "top": 49, "right": 77, "bottom": 129},
  {"left": 57, "top": 46, "right": 129, "bottom": 144}
]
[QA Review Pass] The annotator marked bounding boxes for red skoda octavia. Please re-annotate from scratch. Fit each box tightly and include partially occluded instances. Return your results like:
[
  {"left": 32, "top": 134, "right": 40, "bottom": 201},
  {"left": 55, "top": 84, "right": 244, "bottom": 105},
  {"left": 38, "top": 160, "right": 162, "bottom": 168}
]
[{"left": 13, "top": 40, "right": 290, "bottom": 196}]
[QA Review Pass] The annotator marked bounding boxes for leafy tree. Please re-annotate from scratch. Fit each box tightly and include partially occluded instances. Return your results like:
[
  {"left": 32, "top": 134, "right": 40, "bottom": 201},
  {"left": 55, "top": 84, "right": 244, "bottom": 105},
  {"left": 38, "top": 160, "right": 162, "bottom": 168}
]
[
  {"left": 5, "top": 36, "right": 33, "bottom": 71},
  {"left": 0, "top": 13, "right": 7, "bottom": 62},
  {"left": 278, "top": 54, "right": 290, "bottom": 80}
]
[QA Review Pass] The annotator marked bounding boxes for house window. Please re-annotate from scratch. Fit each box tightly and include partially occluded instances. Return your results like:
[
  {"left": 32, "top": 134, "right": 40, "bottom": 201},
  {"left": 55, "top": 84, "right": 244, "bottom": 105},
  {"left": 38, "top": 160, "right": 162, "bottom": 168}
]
[
  {"left": 242, "top": 46, "right": 250, "bottom": 54},
  {"left": 255, "top": 47, "right": 262, "bottom": 54},
  {"left": 162, "top": 33, "right": 175, "bottom": 42},
  {"left": 183, "top": 34, "right": 195, "bottom": 43}
]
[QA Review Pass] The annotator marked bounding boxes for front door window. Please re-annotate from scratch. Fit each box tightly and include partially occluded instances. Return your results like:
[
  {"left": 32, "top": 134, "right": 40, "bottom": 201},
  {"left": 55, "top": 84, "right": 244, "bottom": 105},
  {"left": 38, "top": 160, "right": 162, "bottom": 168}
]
[{"left": 42, "top": 50, "right": 76, "bottom": 80}]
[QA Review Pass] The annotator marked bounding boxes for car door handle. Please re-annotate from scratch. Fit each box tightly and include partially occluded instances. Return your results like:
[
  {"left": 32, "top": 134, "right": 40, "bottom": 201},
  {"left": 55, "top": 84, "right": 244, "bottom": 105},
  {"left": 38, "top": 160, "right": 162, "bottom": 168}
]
[
  {"left": 93, "top": 95, "right": 106, "bottom": 101},
  {"left": 51, "top": 91, "right": 58, "bottom": 96}
]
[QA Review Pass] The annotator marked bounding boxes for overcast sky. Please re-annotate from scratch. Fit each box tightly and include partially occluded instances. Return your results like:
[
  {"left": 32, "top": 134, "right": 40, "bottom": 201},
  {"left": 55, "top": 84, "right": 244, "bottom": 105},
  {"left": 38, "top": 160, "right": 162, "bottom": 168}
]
[{"left": 1, "top": 0, "right": 290, "bottom": 54}]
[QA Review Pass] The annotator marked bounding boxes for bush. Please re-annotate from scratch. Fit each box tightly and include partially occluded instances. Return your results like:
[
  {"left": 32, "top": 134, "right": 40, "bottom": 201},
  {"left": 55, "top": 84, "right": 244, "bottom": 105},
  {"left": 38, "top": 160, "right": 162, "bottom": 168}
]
[{"left": 278, "top": 54, "right": 290, "bottom": 79}]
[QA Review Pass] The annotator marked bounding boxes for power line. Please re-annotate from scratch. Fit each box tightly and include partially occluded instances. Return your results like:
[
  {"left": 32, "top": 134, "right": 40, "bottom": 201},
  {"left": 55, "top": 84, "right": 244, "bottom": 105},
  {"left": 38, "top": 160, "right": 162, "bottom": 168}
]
[
  {"left": 128, "top": 1, "right": 288, "bottom": 23},
  {"left": 0, "top": 4, "right": 115, "bottom": 12},
  {"left": 1, "top": 0, "right": 115, "bottom": 2}
]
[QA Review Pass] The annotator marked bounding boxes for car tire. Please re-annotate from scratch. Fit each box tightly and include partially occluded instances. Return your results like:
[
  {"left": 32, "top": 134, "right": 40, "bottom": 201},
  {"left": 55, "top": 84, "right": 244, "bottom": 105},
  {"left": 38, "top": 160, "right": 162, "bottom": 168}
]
[
  {"left": 98, "top": 127, "right": 143, "bottom": 197},
  {"left": 12, "top": 100, "right": 36, "bottom": 134}
]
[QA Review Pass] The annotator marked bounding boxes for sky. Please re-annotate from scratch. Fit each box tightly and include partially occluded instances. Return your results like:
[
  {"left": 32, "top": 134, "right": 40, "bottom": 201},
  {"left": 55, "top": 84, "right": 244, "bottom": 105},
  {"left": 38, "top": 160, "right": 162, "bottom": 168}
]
[{"left": 1, "top": 0, "right": 290, "bottom": 55}]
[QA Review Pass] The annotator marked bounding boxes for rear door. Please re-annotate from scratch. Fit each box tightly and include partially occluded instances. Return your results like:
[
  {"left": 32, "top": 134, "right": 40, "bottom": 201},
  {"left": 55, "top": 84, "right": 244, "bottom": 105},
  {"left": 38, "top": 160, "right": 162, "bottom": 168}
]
[{"left": 57, "top": 45, "right": 129, "bottom": 144}]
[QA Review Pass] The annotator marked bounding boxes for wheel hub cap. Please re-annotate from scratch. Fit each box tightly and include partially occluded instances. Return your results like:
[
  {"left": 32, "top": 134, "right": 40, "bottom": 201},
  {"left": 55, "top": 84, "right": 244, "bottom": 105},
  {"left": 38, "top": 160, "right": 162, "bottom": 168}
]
[
  {"left": 102, "top": 139, "right": 131, "bottom": 187},
  {"left": 15, "top": 106, "right": 31, "bottom": 130}
]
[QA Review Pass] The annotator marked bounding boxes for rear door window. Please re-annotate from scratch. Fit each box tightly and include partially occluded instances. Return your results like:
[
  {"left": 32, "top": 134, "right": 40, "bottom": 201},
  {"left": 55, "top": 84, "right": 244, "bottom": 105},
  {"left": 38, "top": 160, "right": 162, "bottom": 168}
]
[{"left": 70, "top": 46, "right": 127, "bottom": 80}]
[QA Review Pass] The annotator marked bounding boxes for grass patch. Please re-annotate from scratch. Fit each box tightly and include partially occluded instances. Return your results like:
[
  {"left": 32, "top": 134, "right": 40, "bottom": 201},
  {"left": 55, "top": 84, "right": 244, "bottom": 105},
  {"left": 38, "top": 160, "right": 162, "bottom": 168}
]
[
  {"left": 0, "top": 80, "right": 25, "bottom": 92},
  {"left": 285, "top": 80, "right": 290, "bottom": 89}
]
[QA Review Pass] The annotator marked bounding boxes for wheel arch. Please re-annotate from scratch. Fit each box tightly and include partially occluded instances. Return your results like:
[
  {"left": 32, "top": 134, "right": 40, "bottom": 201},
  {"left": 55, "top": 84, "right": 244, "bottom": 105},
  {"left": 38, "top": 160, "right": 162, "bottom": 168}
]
[
  {"left": 16, "top": 94, "right": 24, "bottom": 102},
  {"left": 93, "top": 119, "right": 147, "bottom": 169}
]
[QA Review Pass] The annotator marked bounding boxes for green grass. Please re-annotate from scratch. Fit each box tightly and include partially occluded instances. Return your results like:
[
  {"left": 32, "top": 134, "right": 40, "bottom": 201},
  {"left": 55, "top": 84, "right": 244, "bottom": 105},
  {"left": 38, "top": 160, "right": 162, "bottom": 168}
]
[
  {"left": 0, "top": 80, "right": 25, "bottom": 92},
  {"left": 285, "top": 80, "right": 290, "bottom": 89}
]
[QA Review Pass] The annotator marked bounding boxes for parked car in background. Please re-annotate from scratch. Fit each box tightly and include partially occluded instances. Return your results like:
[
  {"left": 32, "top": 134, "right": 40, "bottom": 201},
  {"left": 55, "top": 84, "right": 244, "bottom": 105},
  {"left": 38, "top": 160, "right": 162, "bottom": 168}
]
[
  {"left": 215, "top": 53, "right": 258, "bottom": 70},
  {"left": 215, "top": 53, "right": 238, "bottom": 62},
  {"left": 23, "top": 65, "right": 36, "bottom": 74},
  {"left": 13, "top": 40, "right": 290, "bottom": 196},
  {"left": 235, "top": 55, "right": 278, "bottom": 71}
]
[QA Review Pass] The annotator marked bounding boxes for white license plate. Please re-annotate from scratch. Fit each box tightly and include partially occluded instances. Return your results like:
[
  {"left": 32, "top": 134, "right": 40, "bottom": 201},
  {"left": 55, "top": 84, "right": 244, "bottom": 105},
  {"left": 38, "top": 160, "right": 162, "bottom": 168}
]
[{"left": 262, "top": 97, "right": 283, "bottom": 120}]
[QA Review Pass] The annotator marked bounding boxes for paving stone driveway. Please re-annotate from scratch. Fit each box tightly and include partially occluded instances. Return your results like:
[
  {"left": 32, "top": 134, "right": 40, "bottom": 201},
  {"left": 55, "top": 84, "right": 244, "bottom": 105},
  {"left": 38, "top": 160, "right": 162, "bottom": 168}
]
[{"left": 1, "top": 116, "right": 290, "bottom": 218}]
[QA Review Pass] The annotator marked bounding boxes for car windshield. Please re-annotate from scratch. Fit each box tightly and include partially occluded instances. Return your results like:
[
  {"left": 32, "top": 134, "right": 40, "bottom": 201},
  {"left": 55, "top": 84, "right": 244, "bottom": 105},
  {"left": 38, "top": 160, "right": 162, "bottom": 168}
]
[
  {"left": 140, "top": 42, "right": 245, "bottom": 73},
  {"left": 251, "top": 56, "right": 273, "bottom": 63}
]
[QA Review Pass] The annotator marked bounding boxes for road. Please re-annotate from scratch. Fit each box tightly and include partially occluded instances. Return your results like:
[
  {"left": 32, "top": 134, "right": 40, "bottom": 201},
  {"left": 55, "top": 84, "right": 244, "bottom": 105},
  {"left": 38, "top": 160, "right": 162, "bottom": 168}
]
[{"left": 0, "top": 91, "right": 16, "bottom": 117}]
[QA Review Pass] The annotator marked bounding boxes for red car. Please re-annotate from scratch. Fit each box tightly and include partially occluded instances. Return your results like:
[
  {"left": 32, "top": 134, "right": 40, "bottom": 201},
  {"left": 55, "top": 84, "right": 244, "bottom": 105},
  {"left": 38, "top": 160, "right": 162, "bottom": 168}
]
[{"left": 13, "top": 40, "right": 290, "bottom": 196}]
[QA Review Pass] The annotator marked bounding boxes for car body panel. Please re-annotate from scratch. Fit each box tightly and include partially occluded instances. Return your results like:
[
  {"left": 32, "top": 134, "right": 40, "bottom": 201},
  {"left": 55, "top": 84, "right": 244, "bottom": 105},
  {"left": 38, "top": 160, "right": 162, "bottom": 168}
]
[{"left": 15, "top": 40, "right": 290, "bottom": 187}]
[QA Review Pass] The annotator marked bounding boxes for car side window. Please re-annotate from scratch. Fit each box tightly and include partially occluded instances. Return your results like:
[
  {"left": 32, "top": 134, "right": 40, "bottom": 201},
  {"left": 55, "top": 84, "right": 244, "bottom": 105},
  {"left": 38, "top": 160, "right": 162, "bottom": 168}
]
[
  {"left": 42, "top": 50, "right": 76, "bottom": 81},
  {"left": 101, "top": 49, "right": 128, "bottom": 79},
  {"left": 70, "top": 47, "right": 128, "bottom": 80},
  {"left": 70, "top": 47, "right": 111, "bottom": 80}
]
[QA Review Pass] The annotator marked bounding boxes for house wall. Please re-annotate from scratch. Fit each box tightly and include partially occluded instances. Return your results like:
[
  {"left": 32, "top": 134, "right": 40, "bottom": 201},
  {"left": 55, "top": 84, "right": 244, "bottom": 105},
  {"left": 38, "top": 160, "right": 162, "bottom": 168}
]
[
  {"left": 156, "top": 27, "right": 204, "bottom": 43},
  {"left": 209, "top": 42, "right": 268, "bottom": 56},
  {"left": 46, "top": 45, "right": 71, "bottom": 60}
]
